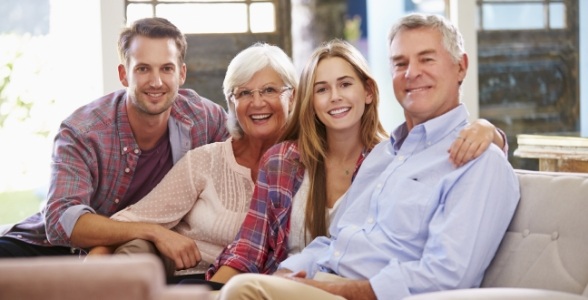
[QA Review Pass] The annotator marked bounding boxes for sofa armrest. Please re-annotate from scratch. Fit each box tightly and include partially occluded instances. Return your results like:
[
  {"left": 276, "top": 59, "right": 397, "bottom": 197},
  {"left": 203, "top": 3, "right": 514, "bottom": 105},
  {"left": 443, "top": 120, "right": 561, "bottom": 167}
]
[
  {"left": 0, "top": 254, "right": 167, "bottom": 300},
  {"left": 158, "top": 285, "right": 211, "bottom": 300}
]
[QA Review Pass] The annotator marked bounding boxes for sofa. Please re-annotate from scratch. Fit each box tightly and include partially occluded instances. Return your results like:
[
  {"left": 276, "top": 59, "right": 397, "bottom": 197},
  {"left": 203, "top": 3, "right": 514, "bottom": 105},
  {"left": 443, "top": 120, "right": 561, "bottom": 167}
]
[
  {"left": 1, "top": 169, "right": 587, "bottom": 299},
  {"left": 406, "top": 169, "right": 588, "bottom": 299},
  {"left": 0, "top": 254, "right": 211, "bottom": 300}
]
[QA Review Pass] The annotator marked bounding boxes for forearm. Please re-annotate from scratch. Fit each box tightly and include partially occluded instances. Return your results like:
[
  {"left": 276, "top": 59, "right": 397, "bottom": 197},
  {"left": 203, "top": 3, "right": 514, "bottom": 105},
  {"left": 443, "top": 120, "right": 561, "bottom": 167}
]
[
  {"left": 336, "top": 280, "right": 377, "bottom": 300},
  {"left": 210, "top": 266, "right": 242, "bottom": 283},
  {"left": 70, "top": 213, "right": 157, "bottom": 248}
]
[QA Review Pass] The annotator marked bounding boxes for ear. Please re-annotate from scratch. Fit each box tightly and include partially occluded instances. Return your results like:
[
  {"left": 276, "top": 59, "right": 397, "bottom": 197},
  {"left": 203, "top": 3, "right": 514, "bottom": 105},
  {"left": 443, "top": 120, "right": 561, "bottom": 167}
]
[
  {"left": 457, "top": 53, "right": 468, "bottom": 85},
  {"left": 118, "top": 64, "right": 129, "bottom": 87},
  {"left": 288, "top": 89, "right": 296, "bottom": 113},
  {"left": 364, "top": 79, "right": 374, "bottom": 105},
  {"left": 179, "top": 63, "right": 187, "bottom": 86}
]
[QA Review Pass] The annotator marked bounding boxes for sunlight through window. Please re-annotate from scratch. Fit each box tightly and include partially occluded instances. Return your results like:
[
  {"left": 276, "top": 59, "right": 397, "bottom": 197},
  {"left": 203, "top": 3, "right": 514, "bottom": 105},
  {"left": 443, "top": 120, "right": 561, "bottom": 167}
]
[{"left": 126, "top": 1, "right": 277, "bottom": 34}]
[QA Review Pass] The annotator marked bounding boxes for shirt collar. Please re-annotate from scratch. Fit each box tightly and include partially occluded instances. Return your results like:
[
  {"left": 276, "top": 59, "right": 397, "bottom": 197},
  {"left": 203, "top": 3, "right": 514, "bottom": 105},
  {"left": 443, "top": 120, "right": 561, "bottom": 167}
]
[{"left": 390, "top": 103, "right": 469, "bottom": 150}]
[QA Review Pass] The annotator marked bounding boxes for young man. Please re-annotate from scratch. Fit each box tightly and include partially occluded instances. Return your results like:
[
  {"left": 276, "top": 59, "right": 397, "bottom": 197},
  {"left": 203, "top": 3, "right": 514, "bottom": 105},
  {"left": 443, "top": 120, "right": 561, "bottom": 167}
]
[
  {"left": 0, "top": 18, "right": 229, "bottom": 261},
  {"left": 216, "top": 13, "right": 520, "bottom": 300}
]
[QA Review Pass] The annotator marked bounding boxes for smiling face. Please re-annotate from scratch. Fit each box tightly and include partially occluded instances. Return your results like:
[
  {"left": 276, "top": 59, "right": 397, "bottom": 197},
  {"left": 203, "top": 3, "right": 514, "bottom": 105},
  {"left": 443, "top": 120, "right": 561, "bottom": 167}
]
[
  {"left": 232, "top": 67, "right": 292, "bottom": 142},
  {"left": 118, "top": 35, "right": 186, "bottom": 116},
  {"left": 312, "top": 56, "right": 373, "bottom": 136},
  {"left": 389, "top": 27, "right": 467, "bottom": 128}
]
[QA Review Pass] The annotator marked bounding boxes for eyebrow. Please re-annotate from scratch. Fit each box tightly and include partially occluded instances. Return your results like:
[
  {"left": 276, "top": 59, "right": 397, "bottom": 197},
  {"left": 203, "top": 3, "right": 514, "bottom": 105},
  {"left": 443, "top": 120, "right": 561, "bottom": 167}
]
[
  {"left": 313, "top": 75, "right": 354, "bottom": 86},
  {"left": 391, "top": 49, "right": 437, "bottom": 61}
]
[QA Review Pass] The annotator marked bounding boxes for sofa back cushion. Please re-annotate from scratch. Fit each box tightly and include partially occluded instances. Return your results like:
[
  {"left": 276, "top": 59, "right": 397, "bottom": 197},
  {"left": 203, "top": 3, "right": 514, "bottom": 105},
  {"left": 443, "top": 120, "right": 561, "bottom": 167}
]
[{"left": 482, "top": 169, "right": 588, "bottom": 296}]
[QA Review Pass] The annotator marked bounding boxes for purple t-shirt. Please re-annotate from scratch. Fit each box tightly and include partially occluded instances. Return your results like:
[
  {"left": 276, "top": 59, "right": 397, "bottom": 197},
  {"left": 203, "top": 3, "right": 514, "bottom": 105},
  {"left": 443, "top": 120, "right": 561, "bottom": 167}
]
[{"left": 121, "top": 130, "right": 173, "bottom": 208}]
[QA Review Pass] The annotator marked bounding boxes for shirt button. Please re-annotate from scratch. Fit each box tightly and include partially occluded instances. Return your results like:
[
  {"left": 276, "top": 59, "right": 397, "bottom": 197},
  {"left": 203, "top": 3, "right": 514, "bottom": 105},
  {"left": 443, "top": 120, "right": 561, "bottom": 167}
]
[
  {"left": 334, "top": 251, "right": 341, "bottom": 257},
  {"left": 134, "top": 149, "right": 140, "bottom": 154},
  {"left": 114, "top": 199, "right": 120, "bottom": 204},
  {"left": 123, "top": 147, "right": 128, "bottom": 152},
  {"left": 398, "top": 155, "right": 405, "bottom": 161},
  {"left": 376, "top": 183, "right": 382, "bottom": 189},
  {"left": 43, "top": 240, "right": 49, "bottom": 244},
  {"left": 367, "top": 217, "right": 374, "bottom": 224},
  {"left": 125, "top": 168, "right": 130, "bottom": 173}
]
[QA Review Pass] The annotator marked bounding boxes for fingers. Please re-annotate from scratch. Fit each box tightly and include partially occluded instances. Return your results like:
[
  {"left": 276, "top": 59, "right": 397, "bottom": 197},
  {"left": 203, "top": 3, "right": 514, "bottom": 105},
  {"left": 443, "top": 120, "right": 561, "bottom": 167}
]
[
  {"left": 449, "top": 136, "right": 488, "bottom": 167},
  {"left": 173, "top": 242, "right": 201, "bottom": 271}
]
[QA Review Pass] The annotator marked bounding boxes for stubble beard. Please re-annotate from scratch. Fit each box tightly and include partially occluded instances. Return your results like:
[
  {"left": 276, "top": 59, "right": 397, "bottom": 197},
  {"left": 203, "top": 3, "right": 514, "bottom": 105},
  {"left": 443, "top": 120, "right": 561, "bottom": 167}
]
[{"left": 130, "top": 91, "right": 176, "bottom": 116}]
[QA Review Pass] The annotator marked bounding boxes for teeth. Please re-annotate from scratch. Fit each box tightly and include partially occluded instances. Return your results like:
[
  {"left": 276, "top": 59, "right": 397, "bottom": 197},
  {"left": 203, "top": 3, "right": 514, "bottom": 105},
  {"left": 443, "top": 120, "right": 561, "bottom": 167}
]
[
  {"left": 251, "top": 114, "right": 271, "bottom": 120},
  {"left": 147, "top": 93, "right": 163, "bottom": 97},
  {"left": 408, "top": 87, "right": 427, "bottom": 93},
  {"left": 329, "top": 107, "right": 350, "bottom": 115}
]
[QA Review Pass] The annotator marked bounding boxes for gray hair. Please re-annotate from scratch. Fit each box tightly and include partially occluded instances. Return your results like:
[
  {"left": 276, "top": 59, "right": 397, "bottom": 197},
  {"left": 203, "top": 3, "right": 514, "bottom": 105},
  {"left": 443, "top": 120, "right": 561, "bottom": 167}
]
[
  {"left": 387, "top": 13, "right": 465, "bottom": 64},
  {"left": 223, "top": 43, "right": 298, "bottom": 139}
]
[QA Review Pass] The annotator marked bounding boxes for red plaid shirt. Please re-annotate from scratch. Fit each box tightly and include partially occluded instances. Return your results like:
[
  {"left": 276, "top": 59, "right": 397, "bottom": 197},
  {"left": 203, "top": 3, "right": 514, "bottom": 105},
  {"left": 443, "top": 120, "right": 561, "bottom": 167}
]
[
  {"left": 207, "top": 141, "right": 368, "bottom": 277},
  {"left": 207, "top": 140, "right": 305, "bottom": 277}
]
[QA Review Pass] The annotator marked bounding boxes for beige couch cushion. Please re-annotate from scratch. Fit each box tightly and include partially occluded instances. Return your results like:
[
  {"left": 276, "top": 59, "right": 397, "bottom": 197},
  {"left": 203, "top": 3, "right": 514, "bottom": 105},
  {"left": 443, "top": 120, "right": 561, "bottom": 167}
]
[
  {"left": 482, "top": 170, "right": 588, "bottom": 296},
  {"left": 0, "top": 254, "right": 165, "bottom": 300},
  {"left": 404, "top": 287, "right": 587, "bottom": 299}
]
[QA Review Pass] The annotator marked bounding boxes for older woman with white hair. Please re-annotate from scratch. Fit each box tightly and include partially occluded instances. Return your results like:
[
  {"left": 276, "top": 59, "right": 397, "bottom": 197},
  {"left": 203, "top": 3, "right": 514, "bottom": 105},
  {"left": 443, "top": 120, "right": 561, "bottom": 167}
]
[{"left": 87, "top": 42, "right": 298, "bottom": 284}]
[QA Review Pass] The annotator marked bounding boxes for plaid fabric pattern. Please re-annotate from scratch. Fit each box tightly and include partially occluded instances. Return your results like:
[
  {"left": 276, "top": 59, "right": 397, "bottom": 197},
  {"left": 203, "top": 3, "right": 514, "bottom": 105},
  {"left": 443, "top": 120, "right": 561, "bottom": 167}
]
[
  {"left": 5, "top": 88, "right": 228, "bottom": 248},
  {"left": 207, "top": 141, "right": 305, "bottom": 277}
]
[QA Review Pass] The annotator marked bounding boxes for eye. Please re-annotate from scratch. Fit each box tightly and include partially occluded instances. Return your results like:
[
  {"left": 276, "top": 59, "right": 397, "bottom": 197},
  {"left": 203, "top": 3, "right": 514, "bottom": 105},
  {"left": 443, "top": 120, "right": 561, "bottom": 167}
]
[
  {"left": 340, "top": 81, "right": 352, "bottom": 88},
  {"left": 136, "top": 66, "right": 149, "bottom": 73},
  {"left": 236, "top": 90, "right": 252, "bottom": 99},
  {"left": 315, "top": 86, "right": 327, "bottom": 94},
  {"left": 163, "top": 66, "right": 174, "bottom": 72},
  {"left": 262, "top": 86, "right": 279, "bottom": 96}
]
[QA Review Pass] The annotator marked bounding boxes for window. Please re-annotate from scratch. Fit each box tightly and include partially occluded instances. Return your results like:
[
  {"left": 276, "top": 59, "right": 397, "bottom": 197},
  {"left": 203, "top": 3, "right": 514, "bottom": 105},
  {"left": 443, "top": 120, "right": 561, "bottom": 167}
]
[
  {"left": 125, "top": 0, "right": 277, "bottom": 33},
  {"left": 477, "top": 0, "right": 566, "bottom": 30}
]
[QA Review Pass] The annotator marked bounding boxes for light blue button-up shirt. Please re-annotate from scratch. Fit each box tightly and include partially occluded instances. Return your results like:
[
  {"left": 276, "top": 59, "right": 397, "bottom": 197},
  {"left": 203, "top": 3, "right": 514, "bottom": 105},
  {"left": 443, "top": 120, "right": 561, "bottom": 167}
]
[{"left": 280, "top": 104, "right": 520, "bottom": 300}]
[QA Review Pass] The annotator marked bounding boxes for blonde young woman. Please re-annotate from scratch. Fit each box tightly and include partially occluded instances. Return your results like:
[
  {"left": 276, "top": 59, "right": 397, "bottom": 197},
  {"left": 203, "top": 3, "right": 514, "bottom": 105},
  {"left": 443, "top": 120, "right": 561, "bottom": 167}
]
[{"left": 207, "top": 39, "right": 506, "bottom": 284}]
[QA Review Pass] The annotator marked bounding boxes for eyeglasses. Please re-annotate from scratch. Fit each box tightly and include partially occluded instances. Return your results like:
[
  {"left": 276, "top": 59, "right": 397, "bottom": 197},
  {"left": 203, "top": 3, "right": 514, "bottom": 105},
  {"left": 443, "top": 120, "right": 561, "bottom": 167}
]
[{"left": 231, "top": 86, "right": 292, "bottom": 102}]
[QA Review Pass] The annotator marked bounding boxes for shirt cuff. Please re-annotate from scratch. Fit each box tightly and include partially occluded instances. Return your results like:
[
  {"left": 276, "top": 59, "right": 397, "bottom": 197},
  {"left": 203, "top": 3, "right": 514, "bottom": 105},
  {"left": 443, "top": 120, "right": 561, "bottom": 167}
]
[
  {"left": 369, "top": 261, "right": 411, "bottom": 300},
  {"left": 59, "top": 205, "right": 95, "bottom": 238}
]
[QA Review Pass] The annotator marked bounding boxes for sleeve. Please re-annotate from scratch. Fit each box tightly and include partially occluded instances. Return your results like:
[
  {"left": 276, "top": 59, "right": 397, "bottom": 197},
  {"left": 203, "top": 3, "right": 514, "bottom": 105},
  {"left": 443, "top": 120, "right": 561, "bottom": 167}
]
[
  {"left": 278, "top": 181, "right": 355, "bottom": 276},
  {"left": 111, "top": 150, "right": 202, "bottom": 229},
  {"left": 278, "top": 236, "right": 331, "bottom": 276},
  {"left": 369, "top": 150, "right": 520, "bottom": 299},
  {"left": 207, "top": 144, "right": 301, "bottom": 278},
  {"left": 180, "top": 88, "right": 230, "bottom": 143},
  {"left": 203, "top": 97, "right": 230, "bottom": 142},
  {"left": 497, "top": 127, "right": 509, "bottom": 156},
  {"left": 44, "top": 124, "right": 100, "bottom": 246}
]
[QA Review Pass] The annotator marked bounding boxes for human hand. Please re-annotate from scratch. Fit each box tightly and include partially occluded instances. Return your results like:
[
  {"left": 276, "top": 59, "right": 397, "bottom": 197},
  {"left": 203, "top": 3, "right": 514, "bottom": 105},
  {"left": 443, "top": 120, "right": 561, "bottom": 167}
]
[
  {"left": 86, "top": 245, "right": 114, "bottom": 256},
  {"left": 449, "top": 119, "right": 495, "bottom": 167},
  {"left": 152, "top": 227, "right": 201, "bottom": 271},
  {"left": 274, "top": 269, "right": 306, "bottom": 279}
]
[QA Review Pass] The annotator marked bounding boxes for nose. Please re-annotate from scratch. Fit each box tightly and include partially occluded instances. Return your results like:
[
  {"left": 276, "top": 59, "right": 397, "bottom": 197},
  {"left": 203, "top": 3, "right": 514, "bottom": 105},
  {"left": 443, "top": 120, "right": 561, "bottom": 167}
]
[
  {"left": 405, "top": 62, "right": 421, "bottom": 80},
  {"left": 330, "top": 88, "right": 342, "bottom": 102},
  {"left": 251, "top": 90, "right": 265, "bottom": 106},
  {"left": 149, "top": 71, "right": 163, "bottom": 88}
]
